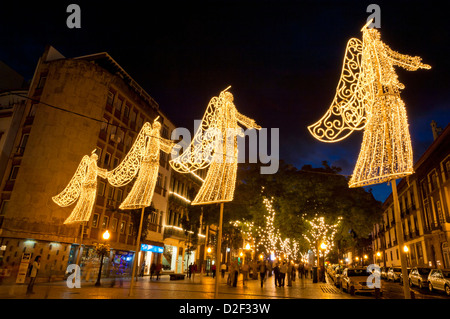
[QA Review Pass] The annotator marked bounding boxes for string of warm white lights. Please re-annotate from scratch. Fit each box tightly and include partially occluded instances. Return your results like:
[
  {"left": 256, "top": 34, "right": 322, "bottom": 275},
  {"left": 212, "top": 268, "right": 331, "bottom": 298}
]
[
  {"left": 107, "top": 118, "right": 177, "bottom": 210},
  {"left": 169, "top": 87, "right": 260, "bottom": 205},
  {"left": 53, "top": 119, "right": 177, "bottom": 225},
  {"left": 308, "top": 21, "right": 430, "bottom": 188},
  {"left": 303, "top": 215, "right": 342, "bottom": 258},
  {"left": 232, "top": 196, "right": 302, "bottom": 260}
]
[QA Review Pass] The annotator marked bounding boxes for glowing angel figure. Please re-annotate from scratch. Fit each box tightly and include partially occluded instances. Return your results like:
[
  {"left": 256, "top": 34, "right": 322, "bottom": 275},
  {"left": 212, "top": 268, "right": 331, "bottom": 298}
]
[
  {"left": 308, "top": 21, "right": 430, "bottom": 187},
  {"left": 53, "top": 150, "right": 107, "bottom": 224},
  {"left": 107, "top": 117, "right": 176, "bottom": 210},
  {"left": 170, "top": 86, "right": 261, "bottom": 205}
]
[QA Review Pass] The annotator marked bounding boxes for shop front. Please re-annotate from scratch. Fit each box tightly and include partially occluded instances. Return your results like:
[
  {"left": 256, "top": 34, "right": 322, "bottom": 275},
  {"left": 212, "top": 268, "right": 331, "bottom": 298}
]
[{"left": 140, "top": 243, "right": 164, "bottom": 275}]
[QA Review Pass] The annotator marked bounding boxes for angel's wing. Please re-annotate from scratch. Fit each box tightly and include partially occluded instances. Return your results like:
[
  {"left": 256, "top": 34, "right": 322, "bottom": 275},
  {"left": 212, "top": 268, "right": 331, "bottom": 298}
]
[
  {"left": 308, "top": 37, "right": 368, "bottom": 143},
  {"left": 107, "top": 122, "right": 151, "bottom": 187},
  {"left": 169, "top": 92, "right": 223, "bottom": 173},
  {"left": 52, "top": 155, "right": 89, "bottom": 207}
]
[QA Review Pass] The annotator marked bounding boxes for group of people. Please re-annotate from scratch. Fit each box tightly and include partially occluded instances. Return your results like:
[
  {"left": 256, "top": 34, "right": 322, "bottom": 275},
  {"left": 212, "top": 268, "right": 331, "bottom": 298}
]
[{"left": 220, "top": 260, "right": 311, "bottom": 288}]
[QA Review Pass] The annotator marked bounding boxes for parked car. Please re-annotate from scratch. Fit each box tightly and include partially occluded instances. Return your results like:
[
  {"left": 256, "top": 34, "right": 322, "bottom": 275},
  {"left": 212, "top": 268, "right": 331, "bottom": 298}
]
[
  {"left": 428, "top": 269, "right": 450, "bottom": 296},
  {"left": 380, "top": 267, "right": 388, "bottom": 280},
  {"left": 387, "top": 267, "right": 402, "bottom": 282},
  {"left": 409, "top": 267, "right": 431, "bottom": 289},
  {"left": 341, "top": 267, "right": 381, "bottom": 295},
  {"left": 399, "top": 268, "right": 411, "bottom": 285}
]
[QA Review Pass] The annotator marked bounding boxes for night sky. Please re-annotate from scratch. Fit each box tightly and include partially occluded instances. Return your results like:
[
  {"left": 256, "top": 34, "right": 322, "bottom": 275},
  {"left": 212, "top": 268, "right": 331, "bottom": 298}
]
[{"left": 1, "top": 0, "right": 449, "bottom": 203}]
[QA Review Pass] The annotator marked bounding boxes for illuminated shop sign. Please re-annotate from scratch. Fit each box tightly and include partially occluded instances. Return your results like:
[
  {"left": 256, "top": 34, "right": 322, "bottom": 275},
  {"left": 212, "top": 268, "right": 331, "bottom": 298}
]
[{"left": 141, "top": 244, "right": 164, "bottom": 253}]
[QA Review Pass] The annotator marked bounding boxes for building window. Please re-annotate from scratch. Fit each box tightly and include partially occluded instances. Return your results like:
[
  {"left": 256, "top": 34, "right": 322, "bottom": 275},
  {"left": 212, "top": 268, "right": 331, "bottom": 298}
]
[
  {"left": 111, "top": 218, "right": 118, "bottom": 232},
  {"left": 128, "top": 222, "right": 133, "bottom": 235},
  {"left": 37, "top": 75, "right": 47, "bottom": 89},
  {"left": 435, "top": 200, "right": 444, "bottom": 224},
  {"left": 114, "top": 96, "right": 123, "bottom": 113},
  {"left": 92, "top": 213, "right": 100, "bottom": 228},
  {"left": 102, "top": 216, "right": 109, "bottom": 229},
  {"left": 107, "top": 186, "right": 114, "bottom": 200},
  {"left": 103, "top": 152, "right": 111, "bottom": 167},
  {"left": 120, "top": 221, "right": 126, "bottom": 234},
  {"left": 428, "top": 170, "right": 438, "bottom": 192},
  {"left": 9, "top": 166, "right": 20, "bottom": 181},
  {"left": 130, "top": 110, "right": 137, "bottom": 123},
  {"left": 100, "top": 119, "right": 108, "bottom": 132},
  {"left": 17, "top": 134, "right": 29, "bottom": 155},
  {"left": 98, "top": 181, "right": 106, "bottom": 196},
  {"left": 116, "top": 189, "right": 123, "bottom": 203},
  {"left": 107, "top": 90, "right": 115, "bottom": 106},
  {"left": 124, "top": 104, "right": 131, "bottom": 118}
]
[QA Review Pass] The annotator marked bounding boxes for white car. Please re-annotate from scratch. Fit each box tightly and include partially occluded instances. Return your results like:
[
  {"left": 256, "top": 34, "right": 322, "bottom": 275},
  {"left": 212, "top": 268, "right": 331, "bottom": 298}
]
[
  {"left": 341, "top": 268, "right": 381, "bottom": 295},
  {"left": 428, "top": 269, "right": 450, "bottom": 296}
]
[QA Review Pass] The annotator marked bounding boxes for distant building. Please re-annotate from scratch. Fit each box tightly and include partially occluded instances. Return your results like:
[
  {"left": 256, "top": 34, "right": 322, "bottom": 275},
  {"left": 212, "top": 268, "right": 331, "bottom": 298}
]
[
  {"left": 0, "top": 46, "right": 175, "bottom": 280},
  {"left": 371, "top": 122, "right": 450, "bottom": 269}
]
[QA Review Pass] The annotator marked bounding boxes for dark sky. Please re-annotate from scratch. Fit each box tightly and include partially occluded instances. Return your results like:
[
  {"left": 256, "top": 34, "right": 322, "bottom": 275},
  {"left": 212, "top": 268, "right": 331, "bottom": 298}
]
[{"left": 1, "top": 0, "right": 449, "bottom": 202}]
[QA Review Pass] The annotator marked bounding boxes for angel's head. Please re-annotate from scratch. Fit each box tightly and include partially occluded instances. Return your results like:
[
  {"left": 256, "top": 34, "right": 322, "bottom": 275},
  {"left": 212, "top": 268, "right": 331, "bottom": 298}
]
[
  {"left": 223, "top": 91, "right": 234, "bottom": 102},
  {"left": 91, "top": 149, "right": 99, "bottom": 161},
  {"left": 153, "top": 120, "right": 161, "bottom": 130}
]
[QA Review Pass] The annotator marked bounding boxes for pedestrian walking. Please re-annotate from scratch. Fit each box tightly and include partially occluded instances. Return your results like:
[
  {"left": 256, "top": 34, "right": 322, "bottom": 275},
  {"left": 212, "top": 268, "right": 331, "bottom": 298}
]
[
  {"left": 26, "top": 255, "right": 41, "bottom": 295},
  {"left": 241, "top": 262, "right": 249, "bottom": 286},
  {"left": 212, "top": 264, "right": 216, "bottom": 278},
  {"left": 300, "top": 263, "right": 305, "bottom": 279},
  {"left": 279, "top": 261, "right": 287, "bottom": 287},
  {"left": 287, "top": 262, "right": 293, "bottom": 286},
  {"left": 188, "top": 263, "right": 193, "bottom": 279},
  {"left": 150, "top": 263, "right": 156, "bottom": 280},
  {"left": 259, "top": 261, "right": 267, "bottom": 288},
  {"left": 192, "top": 263, "right": 197, "bottom": 281},
  {"left": 221, "top": 263, "right": 227, "bottom": 278},
  {"left": 83, "top": 259, "right": 94, "bottom": 282},
  {"left": 273, "top": 262, "right": 280, "bottom": 287}
]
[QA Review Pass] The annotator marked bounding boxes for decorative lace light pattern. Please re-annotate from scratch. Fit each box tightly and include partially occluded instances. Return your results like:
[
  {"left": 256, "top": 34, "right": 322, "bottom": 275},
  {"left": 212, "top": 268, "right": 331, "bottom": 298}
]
[
  {"left": 107, "top": 119, "right": 176, "bottom": 210},
  {"left": 53, "top": 152, "right": 107, "bottom": 224},
  {"left": 170, "top": 87, "right": 260, "bottom": 205},
  {"left": 308, "top": 21, "right": 431, "bottom": 187}
]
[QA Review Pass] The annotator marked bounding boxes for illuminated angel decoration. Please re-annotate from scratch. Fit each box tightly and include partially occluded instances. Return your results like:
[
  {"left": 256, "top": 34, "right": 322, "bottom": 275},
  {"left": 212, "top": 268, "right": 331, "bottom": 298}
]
[
  {"left": 308, "top": 21, "right": 430, "bottom": 187},
  {"left": 53, "top": 150, "right": 107, "bottom": 224},
  {"left": 170, "top": 87, "right": 261, "bottom": 205},
  {"left": 107, "top": 117, "right": 176, "bottom": 210}
]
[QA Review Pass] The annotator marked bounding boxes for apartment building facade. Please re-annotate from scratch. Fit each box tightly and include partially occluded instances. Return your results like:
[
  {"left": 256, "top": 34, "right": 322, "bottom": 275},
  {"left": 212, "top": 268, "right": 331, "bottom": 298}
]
[{"left": 372, "top": 123, "right": 450, "bottom": 269}]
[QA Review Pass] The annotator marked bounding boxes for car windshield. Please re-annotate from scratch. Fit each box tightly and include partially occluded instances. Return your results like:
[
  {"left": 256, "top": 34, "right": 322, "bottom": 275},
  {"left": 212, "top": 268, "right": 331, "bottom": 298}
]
[
  {"left": 442, "top": 271, "right": 450, "bottom": 279},
  {"left": 417, "top": 268, "right": 431, "bottom": 275},
  {"left": 347, "top": 269, "right": 369, "bottom": 277}
]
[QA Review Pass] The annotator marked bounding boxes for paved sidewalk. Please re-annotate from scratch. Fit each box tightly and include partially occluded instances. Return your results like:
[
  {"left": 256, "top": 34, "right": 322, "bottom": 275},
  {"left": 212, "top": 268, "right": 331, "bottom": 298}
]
[{"left": 0, "top": 272, "right": 372, "bottom": 299}]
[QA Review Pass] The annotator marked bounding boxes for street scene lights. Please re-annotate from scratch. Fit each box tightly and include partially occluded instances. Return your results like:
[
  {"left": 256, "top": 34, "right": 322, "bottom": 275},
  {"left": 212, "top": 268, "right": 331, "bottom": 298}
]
[{"left": 94, "top": 230, "right": 110, "bottom": 287}]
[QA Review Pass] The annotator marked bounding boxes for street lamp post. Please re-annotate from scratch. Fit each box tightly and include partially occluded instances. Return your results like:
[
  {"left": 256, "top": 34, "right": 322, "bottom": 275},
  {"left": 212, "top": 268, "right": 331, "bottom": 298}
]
[
  {"left": 95, "top": 230, "right": 110, "bottom": 287},
  {"left": 320, "top": 242, "right": 327, "bottom": 282}
]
